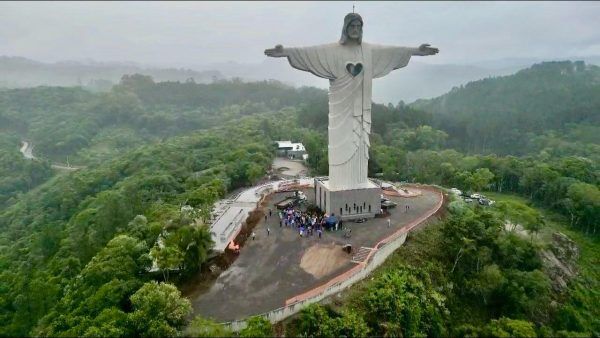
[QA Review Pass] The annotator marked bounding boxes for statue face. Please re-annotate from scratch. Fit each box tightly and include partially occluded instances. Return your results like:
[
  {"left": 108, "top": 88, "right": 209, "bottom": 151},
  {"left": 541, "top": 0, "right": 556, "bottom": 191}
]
[{"left": 347, "top": 19, "right": 362, "bottom": 40}]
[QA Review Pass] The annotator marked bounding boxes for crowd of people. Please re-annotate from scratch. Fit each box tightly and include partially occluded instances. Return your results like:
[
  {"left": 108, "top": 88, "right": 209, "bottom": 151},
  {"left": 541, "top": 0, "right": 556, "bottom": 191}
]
[{"left": 275, "top": 205, "right": 345, "bottom": 239}]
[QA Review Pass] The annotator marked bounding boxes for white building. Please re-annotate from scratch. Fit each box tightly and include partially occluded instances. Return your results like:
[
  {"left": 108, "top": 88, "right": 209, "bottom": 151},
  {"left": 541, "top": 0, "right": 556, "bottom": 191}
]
[{"left": 275, "top": 140, "right": 307, "bottom": 160}]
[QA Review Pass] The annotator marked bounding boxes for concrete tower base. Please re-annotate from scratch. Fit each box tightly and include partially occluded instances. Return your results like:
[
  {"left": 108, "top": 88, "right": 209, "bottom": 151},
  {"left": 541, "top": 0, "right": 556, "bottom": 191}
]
[{"left": 314, "top": 177, "right": 381, "bottom": 220}]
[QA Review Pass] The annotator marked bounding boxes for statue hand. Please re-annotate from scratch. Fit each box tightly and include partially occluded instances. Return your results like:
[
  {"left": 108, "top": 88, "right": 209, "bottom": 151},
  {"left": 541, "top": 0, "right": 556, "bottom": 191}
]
[
  {"left": 417, "top": 43, "right": 439, "bottom": 56},
  {"left": 264, "top": 44, "right": 286, "bottom": 57}
]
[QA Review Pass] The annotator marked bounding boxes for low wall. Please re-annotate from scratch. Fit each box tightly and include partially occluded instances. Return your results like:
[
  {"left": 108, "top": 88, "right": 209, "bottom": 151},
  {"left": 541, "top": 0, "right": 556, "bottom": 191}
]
[{"left": 222, "top": 188, "right": 444, "bottom": 332}]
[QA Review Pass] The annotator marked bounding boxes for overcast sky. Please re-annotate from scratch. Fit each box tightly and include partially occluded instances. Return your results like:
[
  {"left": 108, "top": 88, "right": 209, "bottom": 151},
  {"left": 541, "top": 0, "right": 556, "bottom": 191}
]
[{"left": 1, "top": 1, "right": 599, "bottom": 68}]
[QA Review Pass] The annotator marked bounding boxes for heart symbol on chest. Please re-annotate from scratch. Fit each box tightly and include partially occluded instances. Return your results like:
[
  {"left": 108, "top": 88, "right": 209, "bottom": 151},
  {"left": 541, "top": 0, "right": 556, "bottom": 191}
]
[{"left": 346, "top": 62, "right": 363, "bottom": 77}]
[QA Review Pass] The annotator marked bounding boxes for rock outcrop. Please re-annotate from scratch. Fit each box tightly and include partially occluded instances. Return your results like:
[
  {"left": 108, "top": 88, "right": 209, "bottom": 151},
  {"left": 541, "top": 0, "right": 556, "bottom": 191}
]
[{"left": 540, "top": 232, "right": 579, "bottom": 291}]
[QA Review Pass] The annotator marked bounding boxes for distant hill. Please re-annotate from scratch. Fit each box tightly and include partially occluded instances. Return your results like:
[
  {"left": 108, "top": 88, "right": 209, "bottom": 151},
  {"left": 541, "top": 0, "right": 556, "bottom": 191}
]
[
  {"left": 411, "top": 61, "right": 600, "bottom": 154},
  {"left": 195, "top": 55, "right": 600, "bottom": 104},
  {"left": 4, "top": 54, "right": 600, "bottom": 104},
  {"left": 194, "top": 59, "right": 527, "bottom": 104},
  {"left": 0, "top": 56, "right": 224, "bottom": 91}
]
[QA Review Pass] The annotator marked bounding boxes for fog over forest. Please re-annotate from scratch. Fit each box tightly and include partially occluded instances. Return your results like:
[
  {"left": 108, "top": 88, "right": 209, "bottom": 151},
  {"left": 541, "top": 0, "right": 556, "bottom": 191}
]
[
  {"left": 0, "top": 2, "right": 598, "bottom": 338},
  {"left": 1, "top": 1, "right": 600, "bottom": 102}
]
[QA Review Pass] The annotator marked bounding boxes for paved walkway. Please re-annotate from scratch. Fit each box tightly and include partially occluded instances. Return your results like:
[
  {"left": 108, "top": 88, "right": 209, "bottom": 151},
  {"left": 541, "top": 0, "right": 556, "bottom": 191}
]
[
  {"left": 191, "top": 186, "right": 441, "bottom": 321},
  {"left": 210, "top": 178, "right": 313, "bottom": 252}
]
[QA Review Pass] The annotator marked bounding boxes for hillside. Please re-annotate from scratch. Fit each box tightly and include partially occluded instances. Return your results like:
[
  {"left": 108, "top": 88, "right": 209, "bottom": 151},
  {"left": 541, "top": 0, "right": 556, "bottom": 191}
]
[
  {"left": 0, "top": 56, "right": 223, "bottom": 91},
  {"left": 7, "top": 55, "right": 600, "bottom": 104},
  {"left": 196, "top": 56, "right": 600, "bottom": 104},
  {"left": 0, "top": 75, "right": 326, "bottom": 163},
  {"left": 0, "top": 67, "right": 597, "bottom": 337},
  {"left": 196, "top": 59, "right": 527, "bottom": 104},
  {"left": 0, "top": 115, "right": 276, "bottom": 336},
  {"left": 412, "top": 61, "right": 600, "bottom": 155}
]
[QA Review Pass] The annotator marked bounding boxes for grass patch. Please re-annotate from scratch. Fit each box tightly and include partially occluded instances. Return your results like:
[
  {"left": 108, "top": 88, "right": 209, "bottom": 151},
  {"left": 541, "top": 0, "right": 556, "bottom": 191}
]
[{"left": 485, "top": 191, "right": 530, "bottom": 205}]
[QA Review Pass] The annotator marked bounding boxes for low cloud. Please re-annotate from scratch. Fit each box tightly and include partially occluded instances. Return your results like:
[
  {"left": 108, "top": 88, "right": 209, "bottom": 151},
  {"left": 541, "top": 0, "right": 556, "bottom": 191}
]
[{"left": 0, "top": 1, "right": 598, "bottom": 67}]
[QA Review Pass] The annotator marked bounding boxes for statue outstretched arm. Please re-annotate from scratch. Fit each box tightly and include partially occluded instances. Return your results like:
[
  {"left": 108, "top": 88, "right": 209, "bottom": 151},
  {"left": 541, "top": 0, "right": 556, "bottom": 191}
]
[
  {"left": 264, "top": 44, "right": 288, "bottom": 58},
  {"left": 371, "top": 43, "right": 437, "bottom": 78},
  {"left": 411, "top": 43, "right": 439, "bottom": 56},
  {"left": 265, "top": 43, "right": 336, "bottom": 79}
]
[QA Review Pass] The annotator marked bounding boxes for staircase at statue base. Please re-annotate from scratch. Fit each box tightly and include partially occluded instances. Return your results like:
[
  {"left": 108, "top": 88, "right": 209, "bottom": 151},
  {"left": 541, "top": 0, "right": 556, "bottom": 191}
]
[{"left": 352, "top": 247, "right": 374, "bottom": 264}]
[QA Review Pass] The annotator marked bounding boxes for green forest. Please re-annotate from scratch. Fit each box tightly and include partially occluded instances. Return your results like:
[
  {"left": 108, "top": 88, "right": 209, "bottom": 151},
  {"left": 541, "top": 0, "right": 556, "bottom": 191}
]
[{"left": 0, "top": 61, "right": 598, "bottom": 337}]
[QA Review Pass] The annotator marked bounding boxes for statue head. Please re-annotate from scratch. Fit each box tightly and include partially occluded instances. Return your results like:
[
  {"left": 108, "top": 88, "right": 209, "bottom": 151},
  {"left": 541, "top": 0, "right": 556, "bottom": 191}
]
[{"left": 340, "top": 13, "right": 363, "bottom": 45}]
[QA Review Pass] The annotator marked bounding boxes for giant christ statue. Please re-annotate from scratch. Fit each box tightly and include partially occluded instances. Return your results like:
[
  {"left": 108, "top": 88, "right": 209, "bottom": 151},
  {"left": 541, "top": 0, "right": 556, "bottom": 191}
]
[{"left": 266, "top": 13, "right": 438, "bottom": 217}]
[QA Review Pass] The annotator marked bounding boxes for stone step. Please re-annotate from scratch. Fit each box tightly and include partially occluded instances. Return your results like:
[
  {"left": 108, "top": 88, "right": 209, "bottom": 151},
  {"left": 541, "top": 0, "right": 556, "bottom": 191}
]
[{"left": 352, "top": 246, "right": 374, "bottom": 263}]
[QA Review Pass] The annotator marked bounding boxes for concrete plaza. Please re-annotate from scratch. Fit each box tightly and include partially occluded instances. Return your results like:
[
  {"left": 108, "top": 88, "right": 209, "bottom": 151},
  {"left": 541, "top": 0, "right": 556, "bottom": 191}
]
[{"left": 190, "top": 186, "right": 442, "bottom": 321}]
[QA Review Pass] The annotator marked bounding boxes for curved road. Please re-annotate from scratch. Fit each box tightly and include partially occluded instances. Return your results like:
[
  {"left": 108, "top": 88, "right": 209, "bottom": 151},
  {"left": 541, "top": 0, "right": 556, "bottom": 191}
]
[
  {"left": 20, "top": 141, "right": 83, "bottom": 171},
  {"left": 19, "top": 141, "right": 35, "bottom": 160}
]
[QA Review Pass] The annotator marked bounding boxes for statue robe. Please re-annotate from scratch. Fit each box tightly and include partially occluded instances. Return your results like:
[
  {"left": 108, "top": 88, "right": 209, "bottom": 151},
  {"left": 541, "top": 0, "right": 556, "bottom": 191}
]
[{"left": 286, "top": 42, "right": 412, "bottom": 190}]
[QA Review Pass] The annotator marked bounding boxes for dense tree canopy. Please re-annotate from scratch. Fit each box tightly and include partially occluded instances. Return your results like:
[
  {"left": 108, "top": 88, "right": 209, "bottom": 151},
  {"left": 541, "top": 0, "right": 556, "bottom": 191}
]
[
  {"left": 0, "top": 60, "right": 598, "bottom": 336},
  {"left": 412, "top": 61, "right": 600, "bottom": 155},
  {"left": 0, "top": 111, "right": 274, "bottom": 336}
]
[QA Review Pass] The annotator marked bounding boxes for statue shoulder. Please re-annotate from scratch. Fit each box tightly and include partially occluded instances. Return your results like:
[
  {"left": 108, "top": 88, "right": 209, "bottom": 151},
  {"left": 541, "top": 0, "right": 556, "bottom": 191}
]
[
  {"left": 323, "top": 42, "right": 343, "bottom": 50},
  {"left": 362, "top": 42, "right": 394, "bottom": 50},
  {"left": 291, "top": 42, "right": 340, "bottom": 53}
]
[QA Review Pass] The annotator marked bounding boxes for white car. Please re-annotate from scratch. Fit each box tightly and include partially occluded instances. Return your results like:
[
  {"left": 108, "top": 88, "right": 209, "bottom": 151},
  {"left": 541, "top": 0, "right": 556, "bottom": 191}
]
[
  {"left": 478, "top": 198, "right": 495, "bottom": 206},
  {"left": 464, "top": 198, "right": 473, "bottom": 203},
  {"left": 450, "top": 188, "right": 462, "bottom": 196},
  {"left": 295, "top": 191, "right": 307, "bottom": 201},
  {"left": 470, "top": 193, "right": 482, "bottom": 199}
]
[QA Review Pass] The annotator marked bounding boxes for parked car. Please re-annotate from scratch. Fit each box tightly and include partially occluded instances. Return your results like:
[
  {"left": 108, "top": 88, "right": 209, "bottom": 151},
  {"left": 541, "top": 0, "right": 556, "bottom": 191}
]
[
  {"left": 464, "top": 198, "right": 473, "bottom": 203},
  {"left": 294, "top": 190, "right": 307, "bottom": 201},
  {"left": 381, "top": 200, "right": 397, "bottom": 208},
  {"left": 478, "top": 198, "right": 495, "bottom": 206},
  {"left": 470, "top": 193, "right": 482, "bottom": 199},
  {"left": 450, "top": 188, "right": 462, "bottom": 196},
  {"left": 381, "top": 182, "right": 394, "bottom": 190}
]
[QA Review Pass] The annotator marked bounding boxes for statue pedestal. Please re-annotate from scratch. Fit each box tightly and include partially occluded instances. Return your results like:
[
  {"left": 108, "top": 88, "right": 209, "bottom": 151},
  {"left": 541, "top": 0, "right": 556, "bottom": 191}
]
[{"left": 314, "top": 177, "right": 381, "bottom": 220}]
